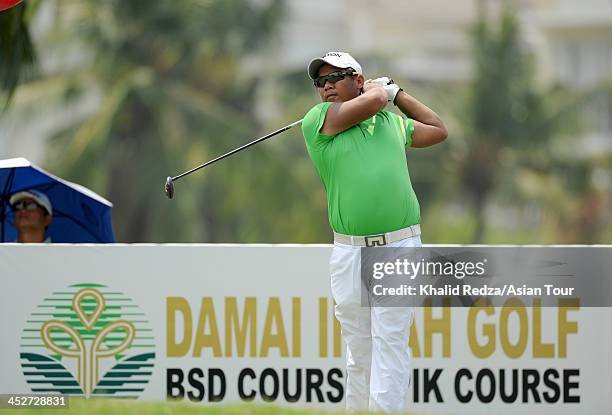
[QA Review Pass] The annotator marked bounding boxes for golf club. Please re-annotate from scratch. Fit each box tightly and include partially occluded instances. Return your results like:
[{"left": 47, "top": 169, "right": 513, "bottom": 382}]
[{"left": 164, "top": 118, "right": 303, "bottom": 199}]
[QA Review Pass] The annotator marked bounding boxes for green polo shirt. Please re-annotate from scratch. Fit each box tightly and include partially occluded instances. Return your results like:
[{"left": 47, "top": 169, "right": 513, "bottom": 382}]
[{"left": 302, "top": 102, "right": 420, "bottom": 236}]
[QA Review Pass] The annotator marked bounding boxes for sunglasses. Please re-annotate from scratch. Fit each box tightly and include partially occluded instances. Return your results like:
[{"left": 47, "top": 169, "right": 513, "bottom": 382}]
[
  {"left": 11, "top": 201, "right": 43, "bottom": 212},
  {"left": 313, "top": 70, "right": 359, "bottom": 88}
]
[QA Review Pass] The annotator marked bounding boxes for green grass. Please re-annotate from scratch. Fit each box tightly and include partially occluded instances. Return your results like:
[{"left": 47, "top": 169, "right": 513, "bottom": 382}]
[{"left": 1, "top": 398, "right": 417, "bottom": 415}]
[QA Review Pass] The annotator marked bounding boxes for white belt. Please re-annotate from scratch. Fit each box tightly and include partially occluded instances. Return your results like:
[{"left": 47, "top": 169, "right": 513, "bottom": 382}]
[{"left": 333, "top": 224, "right": 421, "bottom": 247}]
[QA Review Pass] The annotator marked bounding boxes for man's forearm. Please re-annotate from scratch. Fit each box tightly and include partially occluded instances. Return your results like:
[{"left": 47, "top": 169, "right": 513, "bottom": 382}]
[
  {"left": 320, "top": 85, "right": 387, "bottom": 135},
  {"left": 394, "top": 90, "right": 445, "bottom": 129},
  {"left": 393, "top": 89, "right": 448, "bottom": 147}
]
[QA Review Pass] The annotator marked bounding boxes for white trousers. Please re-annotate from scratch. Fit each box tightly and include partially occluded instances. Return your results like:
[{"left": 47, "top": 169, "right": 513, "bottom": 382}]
[{"left": 330, "top": 235, "right": 421, "bottom": 412}]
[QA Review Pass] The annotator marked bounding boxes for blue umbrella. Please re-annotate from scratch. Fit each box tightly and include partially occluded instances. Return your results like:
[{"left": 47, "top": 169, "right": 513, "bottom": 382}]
[{"left": 0, "top": 157, "right": 115, "bottom": 243}]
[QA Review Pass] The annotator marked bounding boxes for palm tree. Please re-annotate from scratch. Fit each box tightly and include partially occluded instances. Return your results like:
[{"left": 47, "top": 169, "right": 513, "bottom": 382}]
[
  {"left": 460, "top": 2, "right": 578, "bottom": 242},
  {"left": 43, "top": 0, "right": 285, "bottom": 242},
  {"left": 0, "top": 0, "right": 39, "bottom": 108}
]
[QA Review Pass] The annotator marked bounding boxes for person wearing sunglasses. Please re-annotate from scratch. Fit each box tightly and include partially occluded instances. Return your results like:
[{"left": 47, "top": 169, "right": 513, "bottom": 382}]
[
  {"left": 9, "top": 189, "right": 53, "bottom": 243},
  {"left": 302, "top": 52, "right": 448, "bottom": 412}
]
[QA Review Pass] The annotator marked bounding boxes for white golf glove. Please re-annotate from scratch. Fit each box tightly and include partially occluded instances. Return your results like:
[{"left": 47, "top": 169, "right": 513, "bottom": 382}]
[{"left": 365, "top": 77, "right": 401, "bottom": 103}]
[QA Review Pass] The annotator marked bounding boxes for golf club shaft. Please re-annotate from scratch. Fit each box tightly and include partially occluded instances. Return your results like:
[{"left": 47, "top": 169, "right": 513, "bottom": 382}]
[{"left": 171, "top": 118, "right": 303, "bottom": 182}]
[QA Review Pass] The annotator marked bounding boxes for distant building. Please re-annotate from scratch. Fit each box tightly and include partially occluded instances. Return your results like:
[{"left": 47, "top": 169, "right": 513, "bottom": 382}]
[{"left": 526, "top": 0, "right": 612, "bottom": 155}]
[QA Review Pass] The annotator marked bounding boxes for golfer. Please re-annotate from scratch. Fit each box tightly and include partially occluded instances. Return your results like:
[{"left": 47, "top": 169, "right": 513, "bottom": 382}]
[{"left": 302, "top": 52, "right": 447, "bottom": 412}]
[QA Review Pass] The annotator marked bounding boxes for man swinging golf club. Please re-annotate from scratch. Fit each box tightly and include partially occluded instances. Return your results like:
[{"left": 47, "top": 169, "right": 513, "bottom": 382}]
[{"left": 302, "top": 51, "right": 448, "bottom": 412}]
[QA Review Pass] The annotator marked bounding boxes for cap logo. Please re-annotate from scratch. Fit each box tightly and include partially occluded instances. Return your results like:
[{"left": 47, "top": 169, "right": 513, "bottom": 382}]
[{"left": 325, "top": 52, "right": 342, "bottom": 58}]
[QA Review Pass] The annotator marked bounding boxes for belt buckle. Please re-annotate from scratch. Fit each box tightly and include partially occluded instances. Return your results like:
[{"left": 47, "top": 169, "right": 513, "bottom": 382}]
[{"left": 364, "top": 234, "right": 387, "bottom": 247}]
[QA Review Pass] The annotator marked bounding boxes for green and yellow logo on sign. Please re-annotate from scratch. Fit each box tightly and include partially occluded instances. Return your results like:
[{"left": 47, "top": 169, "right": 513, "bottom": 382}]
[{"left": 20, "top": 283, "right": 155, "bottom": 398}]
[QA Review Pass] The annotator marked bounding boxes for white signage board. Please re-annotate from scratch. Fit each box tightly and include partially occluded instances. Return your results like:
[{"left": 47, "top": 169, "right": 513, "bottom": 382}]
[{"left": 0, "top": 245, "right": 610, "bottom": 414}]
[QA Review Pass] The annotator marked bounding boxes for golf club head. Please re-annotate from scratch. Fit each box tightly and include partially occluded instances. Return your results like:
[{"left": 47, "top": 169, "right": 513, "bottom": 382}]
[{"left": 164, "top": 177, "right": 175, "bottom": 199}]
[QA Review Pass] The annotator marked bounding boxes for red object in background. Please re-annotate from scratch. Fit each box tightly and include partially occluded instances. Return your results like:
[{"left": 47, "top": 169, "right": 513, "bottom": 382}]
[{"left": 0, "top": 0, "right": 23, "bottom": 12}]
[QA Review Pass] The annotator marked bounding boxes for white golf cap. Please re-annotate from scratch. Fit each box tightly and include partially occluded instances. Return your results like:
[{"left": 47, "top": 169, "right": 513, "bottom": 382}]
[
  {"left": 308, "top": 51, "right": 363, "bottom": 79},
  {"left": 10, "top": 189, "right": 53, "bottom": 215}
]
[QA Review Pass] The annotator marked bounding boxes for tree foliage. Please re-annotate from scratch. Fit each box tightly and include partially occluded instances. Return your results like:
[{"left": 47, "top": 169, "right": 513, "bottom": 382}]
[
  {"left": 460, "top": 3, "right": 579, "bottom": 242},
  {"left": 0, "top": 0, "right": 39, "bottom": 108},
  {"left": 47, "top": 0, "right": 289, "bottom": 242}
]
